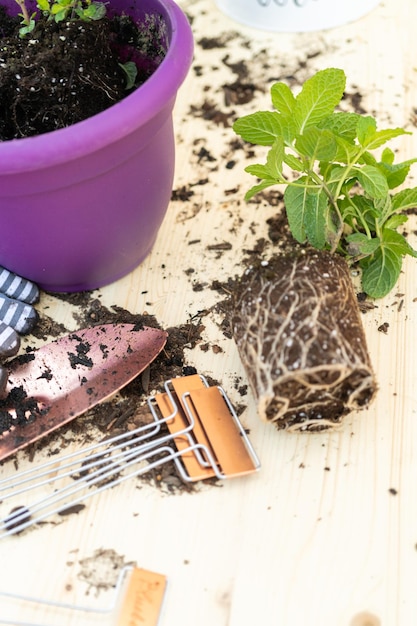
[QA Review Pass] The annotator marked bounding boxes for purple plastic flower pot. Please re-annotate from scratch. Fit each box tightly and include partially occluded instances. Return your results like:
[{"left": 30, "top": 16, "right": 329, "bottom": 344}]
[{"left": 0, "top": 0, "right": 193, "bottom": 292}]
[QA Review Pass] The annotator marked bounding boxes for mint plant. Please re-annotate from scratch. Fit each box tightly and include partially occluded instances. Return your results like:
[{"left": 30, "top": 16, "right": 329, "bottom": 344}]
[
  {"left": 15, "top": 0, "right": 106, "bottom": 37},
  {"left": 233, "top": 68, "right": 417, "bottom": 298},
  {"left": 15, "top": 0, "right": 36, "bottom": 36},
  {"left": 37, "top": 0, "right": 106, "bottom": 23}
]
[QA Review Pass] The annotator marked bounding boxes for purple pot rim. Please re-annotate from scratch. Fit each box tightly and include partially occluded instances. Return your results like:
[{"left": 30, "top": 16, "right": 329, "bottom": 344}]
[{"left": 0, "top": 0, "right": 194, "bottom": 173}]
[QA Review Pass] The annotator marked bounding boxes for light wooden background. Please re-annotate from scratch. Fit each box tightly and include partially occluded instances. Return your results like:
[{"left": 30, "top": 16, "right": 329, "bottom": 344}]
[{"left": 1, "top": 1, "right": 417, "bottom": 624}]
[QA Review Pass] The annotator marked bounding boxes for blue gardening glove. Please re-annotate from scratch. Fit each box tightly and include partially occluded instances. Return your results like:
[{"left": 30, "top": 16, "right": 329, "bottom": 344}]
[{"left": 0, "top": 267, "right": 39, "bottom": 394}]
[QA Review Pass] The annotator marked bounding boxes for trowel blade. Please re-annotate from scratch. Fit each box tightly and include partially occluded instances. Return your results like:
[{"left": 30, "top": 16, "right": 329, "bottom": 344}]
[{"left": 0, "top": 323, "right": 168, "bottom": 461}]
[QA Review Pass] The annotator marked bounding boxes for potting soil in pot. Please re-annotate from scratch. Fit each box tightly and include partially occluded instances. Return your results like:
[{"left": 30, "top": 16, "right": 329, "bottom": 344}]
[{"left": 0, "top": 5, "right": 166, "bottom": 139}]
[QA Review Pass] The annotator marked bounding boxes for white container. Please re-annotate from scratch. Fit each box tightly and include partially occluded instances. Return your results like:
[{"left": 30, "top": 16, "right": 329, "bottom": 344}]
[{"left": 215, "top": 0, "right": 382, "bottom": 32}]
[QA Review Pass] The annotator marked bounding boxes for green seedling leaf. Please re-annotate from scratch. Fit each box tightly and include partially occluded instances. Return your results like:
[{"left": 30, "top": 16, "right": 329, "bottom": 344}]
[
  {"left": 244, "top": 180, "right": 278, "bottom": 201},
  {"left": 355, "top": 164, "right": 389, "bottom": 199},
  {"left": 318, "top": 111, "right": 361, "bottom": 142},
  {"left": 361, "top": 250, "right": 401, "bottom": 298},
  {"left": 81, "top": 1, "right": 106, "bottom": 20},
  {"left": 283, "top": 179, "right": 311, "bottom": 243},
  {"left": 381, "top": 147, "right": 395, "bottom": 165},
  {"left": 346, "top": 233, "right": 380, "bottom": 256},
  {"left": 363, "top": 127, "right": 410, "bottom": 150},
  {"left": 233, "top": 111, "right": 283, "bottom": 146},
  {"left": 304, "top": 189, "right": 328, "bottom": 249},
  {"left": 293, "top": 68, "right": 346, "bottom": 133},
  {"left": 54, "top": 9, "right": 67, "bottom": 20},
  {"left": 361, "top": 230, "right": 417, "bottom": 298},
  {"left": 295, "top": 127, "right": 338, "bottom": 162},
  {"left": 245, "top": 164, "right": 273, "bottom": 179},
  {"left": 51, "top": 0, "right": 70, "bottom": 20},
  {"left": 18, "top": 18, "right": 35, "bottom": 36},
  {"left": 364, "top": 149, "right": 417, "bottom": 189},
  {"left": 284, "top": 153, "right": 305, "bottom": 172},
  {"left": 264, "top": 139, "right": 286, "bottom": 180},
  {"left": 391, "top": 187, "right": 417, "bottom": 211},
  {"left": 51, "top": 0, "right": 71, "bottom": 10},
  {"left": 384, "top": 214, "right": 408, "bottom": 229},
  {"left": 270, "top": 82, "right": 296, "bottom": 116},
  {"left": 333, "top": 135, "right": 361, "bottom": 164},
  {"left": 377, "top": 161, "right": 412, "bottom": 190},
  {"left": 119, "top": 61, "right": 137, "bottom": 90},
  {"left": 357, "top": 116, "right": 377, "bottom": 147},
  {"left": 32, "top": 0, "right": 106, "bottom": 23},
  {"left": 341, "top": 195, "right": 380, "bottom": 232}
]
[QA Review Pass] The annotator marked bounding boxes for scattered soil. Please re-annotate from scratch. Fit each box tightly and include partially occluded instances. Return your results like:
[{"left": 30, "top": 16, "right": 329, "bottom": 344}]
[
  {"left": 0, "top": 292, "right": 208, "bottom": 496},
  {"left": 78, "top": 548, "right": 136, "bottom": 595},
  {"left": 0, "top": 5, "right": 166, "bottom": 139},
  {"left": 0, "top": 9, "right": 410, "bottom": 513},
  {"left": 0, "top": 383, "right": 45, "bottom": 434},
  {"left": 378, "top": 322, "right": 390, "bottom": 334}
]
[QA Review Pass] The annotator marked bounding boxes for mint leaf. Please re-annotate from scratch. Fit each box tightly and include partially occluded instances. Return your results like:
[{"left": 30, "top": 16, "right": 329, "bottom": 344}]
[
  {"left": 283, "top": 181, "right": 309, "bottom": 243},
  {"left": 357, "top": 116, "right": 377, "bottom": 147},
  {"left": 244, "top": 180, "right": 277, "bottom": 201},
  {"left": 83, "top": 1, "right": 107, "bottom": 20},
  {"left": 381, "top": 147, "right": 395, "bottom": 164},
  {"left": 363, "top": 128, "right": 410, "bottom": 150},
  {"left": 361, "top": 248, "right": 402, "bottom": 298},
  {"left": 377, "top": 162, "right": 412, "bottom": 189},
  {"left": 391, "top": 187, "right": 417, "bottom": 211},
  {"left": 384, "top": 214, "right": 408, "bottom": 229},
  {"left": 357, "top": 117, "right": 409, "bottom": 149},
  {"left": 284, "top": 153, "right": 305, "bottom": 172},
  {"left": 361, "top": 230, "right": 417, "bottom": 298},
  {"left": 346, "top": 233, "right": 380, "bottom": 256},
  {"left": 119, "top": 61, "right": 137, "bottom": 90},
  {"left": 355, "top": 165, "right": 389, "bottom": 199},
  {"left": 293, "top": 68, "right": 346, "bottom": 133},
  {"left": 380, "top": 228, "right": 417, "bottom": 258},
  {"left": 266, "top": 139, "right": 285, "bottom": 179},
  {"left": 245, "top": 164, "right": 273, "bottom": 179},
  {"left": 318, "top": 111, "right": 361, "bottom": 142},
  {"left": 270, "top": 82, "right": 296, "bottom": 116},
  {"left": 333, "top": 135, "right": 361, "bottom": 164},
  {"left": 233, "top": 112, "right": 282, "bottom": 146},
  {"left": 295, "top": 127, "right": 338, "bottom": 162},
  {"left": 304, "top": 190, "right": 328, "bottom": 249},
  {"left": 245, "top": 140, "right": 285, "bottom": 182},
  {"left": 370, "top": 149, "right": 417, "bottom": 189}
]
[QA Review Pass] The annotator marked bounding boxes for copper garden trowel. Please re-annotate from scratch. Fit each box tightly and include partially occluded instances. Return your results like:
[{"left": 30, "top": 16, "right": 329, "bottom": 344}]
[{"left": 0, "top": 324, "right": 168, "bottom": 461}]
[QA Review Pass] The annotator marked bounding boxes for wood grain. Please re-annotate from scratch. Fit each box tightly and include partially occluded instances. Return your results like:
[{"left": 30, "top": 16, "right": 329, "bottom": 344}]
[{"left": 1, "top": 1, "right": 417, "bottom": 624}]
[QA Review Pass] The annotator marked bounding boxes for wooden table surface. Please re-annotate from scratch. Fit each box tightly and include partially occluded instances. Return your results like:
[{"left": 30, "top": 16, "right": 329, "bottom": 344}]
[{"left": 1, "top": 1, "right": 417, "bottom": 624}]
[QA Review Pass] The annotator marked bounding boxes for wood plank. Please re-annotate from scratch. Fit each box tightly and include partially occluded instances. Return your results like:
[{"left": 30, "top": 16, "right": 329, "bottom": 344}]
[{"left": 1, "top": 2, "right": 417, "bottom": 625}]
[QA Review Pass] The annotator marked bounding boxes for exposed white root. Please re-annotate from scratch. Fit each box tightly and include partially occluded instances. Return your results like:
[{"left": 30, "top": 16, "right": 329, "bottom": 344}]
[{"left": 232, "top": 250, "right": 377, "bottom": 430}]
